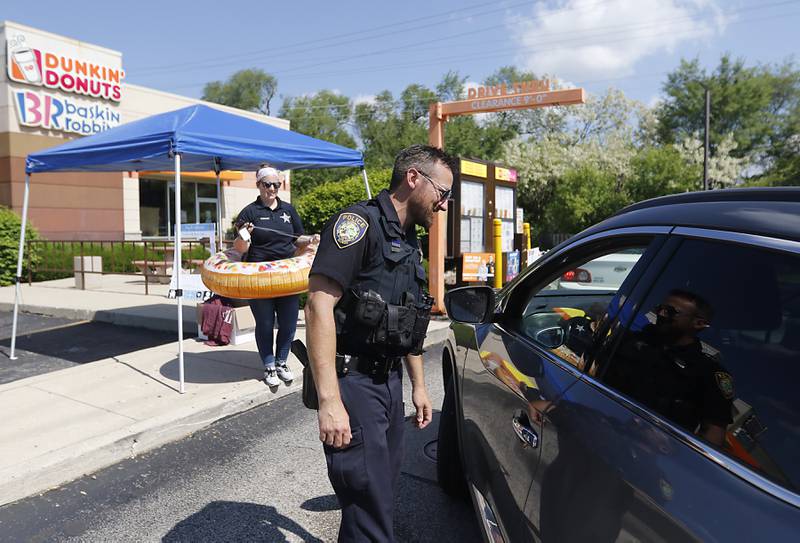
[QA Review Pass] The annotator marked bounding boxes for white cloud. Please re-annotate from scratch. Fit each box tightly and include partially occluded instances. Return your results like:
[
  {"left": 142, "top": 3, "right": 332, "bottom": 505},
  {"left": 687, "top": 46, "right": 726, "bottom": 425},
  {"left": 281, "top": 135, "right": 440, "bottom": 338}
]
[
  {"left": 647, "top": 94, "right": 663, "bottom": 108},
  {"left": 353, "top": 94, "right": 377, "bottom": 105},
  {"left": 464, "top": 80, "right": 482, "bottom": 93},
  {"left": 508, "top": 0, "right": 726, "bottom": 80}
]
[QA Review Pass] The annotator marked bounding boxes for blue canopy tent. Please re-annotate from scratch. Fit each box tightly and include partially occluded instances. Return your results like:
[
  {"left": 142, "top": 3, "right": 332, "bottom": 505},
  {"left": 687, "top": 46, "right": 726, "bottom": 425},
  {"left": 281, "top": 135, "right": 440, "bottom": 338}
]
[{"left": 12, "top": 104, "right": 366, "bottom": 392}]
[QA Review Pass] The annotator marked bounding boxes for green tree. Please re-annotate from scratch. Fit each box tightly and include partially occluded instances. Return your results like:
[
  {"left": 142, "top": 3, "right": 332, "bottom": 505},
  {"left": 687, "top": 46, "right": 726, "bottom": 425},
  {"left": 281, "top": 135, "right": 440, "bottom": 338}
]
[
  {"left": 482, "top": 66, "right": 567, "bottom": 139},
  {"left": 294, "top": 169, "right": 392, "bottom": 234},
  {"left": 502, "top": 88, "right": 645, "bottom": 229},
  {"left": 675, "top": 132, "right": 748, "bottom": 187},
  {"left": 353, "top": 83, "right": 435, "bottom": 169},
  {"left": 657, "top": 55, "right": 800, "bottom": 171},
  {"left": 758, "top": 98, "right": 800, "bottom": 185},
  {"left": 280, "top": 90, "right": 356, "bottom": 148},
  {"left": 436, "top": 70, "right": 467, "bottom": 102},
  {"left": 280, "top": 90, "right": 359, "bottom": 194},
  {"left": 202, "top": 69, "right": 278, "bottom": 115},
  {"left": 543, "top": 165, "right": 631, "bottom": 233},
  {"left": 628, "top": 146, "right": 700, "bottom": 202},
  {"left": 355, "top": 91, "right": 426, "bottom": 169}
]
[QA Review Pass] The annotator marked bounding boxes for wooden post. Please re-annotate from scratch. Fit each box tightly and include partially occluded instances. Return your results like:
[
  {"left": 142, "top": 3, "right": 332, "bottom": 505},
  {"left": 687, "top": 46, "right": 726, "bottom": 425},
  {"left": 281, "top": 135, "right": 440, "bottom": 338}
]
[{"left": 428, "top": 103, "right": 446, "bottom": 314}]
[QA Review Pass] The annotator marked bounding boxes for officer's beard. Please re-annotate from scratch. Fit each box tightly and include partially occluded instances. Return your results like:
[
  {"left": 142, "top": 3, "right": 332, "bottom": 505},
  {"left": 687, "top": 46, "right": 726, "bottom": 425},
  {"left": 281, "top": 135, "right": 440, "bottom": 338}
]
[
  {"left": 409, "top": 195, "right": 434, "bottom": 230},
  {"left": 654, "top": 315, "right": 689, "bottom": 345}
]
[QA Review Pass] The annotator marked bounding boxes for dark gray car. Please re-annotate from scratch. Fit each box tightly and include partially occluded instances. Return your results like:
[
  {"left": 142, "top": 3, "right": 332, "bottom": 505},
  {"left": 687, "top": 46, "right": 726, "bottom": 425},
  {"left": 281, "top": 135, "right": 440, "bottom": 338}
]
[{"left": 438, "top": 188, "right": 800, "bottom": 542}]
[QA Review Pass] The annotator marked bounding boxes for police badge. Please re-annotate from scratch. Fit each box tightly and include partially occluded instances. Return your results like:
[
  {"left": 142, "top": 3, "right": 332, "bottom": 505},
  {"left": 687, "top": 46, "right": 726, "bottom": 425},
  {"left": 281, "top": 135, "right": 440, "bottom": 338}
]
[
  {"left": 714, "top": 372, "right": 735, "bottom": 399},
  {"left": 333, "top": 212, "right": 369, "bottom": 249}
]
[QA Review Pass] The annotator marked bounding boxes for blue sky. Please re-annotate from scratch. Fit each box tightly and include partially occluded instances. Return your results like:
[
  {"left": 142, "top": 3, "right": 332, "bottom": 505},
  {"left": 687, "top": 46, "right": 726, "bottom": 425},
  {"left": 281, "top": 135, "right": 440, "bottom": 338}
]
[{"left": 5, "top": 0, "right": 799, "bottom": 110}]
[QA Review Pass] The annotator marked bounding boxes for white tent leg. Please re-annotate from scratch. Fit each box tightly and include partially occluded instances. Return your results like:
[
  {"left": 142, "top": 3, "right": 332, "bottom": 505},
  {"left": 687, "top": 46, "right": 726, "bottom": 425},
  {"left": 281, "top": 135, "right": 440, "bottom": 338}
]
[
  {"left": 174, "top": 154, "right": 185, "bottom": 393},
  {"left": 215, "top": 170, "right": 221, "bottom": 254},
  {"left": 361, "top": 168, "right": 372, "bottom": 199},
  {"left": 9, "top": 173, "right": 31, "bottom": 360}
]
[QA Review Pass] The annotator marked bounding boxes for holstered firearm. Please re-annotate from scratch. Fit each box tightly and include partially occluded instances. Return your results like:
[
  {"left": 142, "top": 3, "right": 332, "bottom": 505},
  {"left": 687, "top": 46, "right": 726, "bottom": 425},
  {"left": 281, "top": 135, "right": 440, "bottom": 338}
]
[
  {"left": 337, "top": 287, "right": 433, "bottom": 358},
  {"left": 410, "top": 294, "right": 434, "bottom": 355},
  {"left": 290, "top": 339, "right": 318, "bottom": 410}
]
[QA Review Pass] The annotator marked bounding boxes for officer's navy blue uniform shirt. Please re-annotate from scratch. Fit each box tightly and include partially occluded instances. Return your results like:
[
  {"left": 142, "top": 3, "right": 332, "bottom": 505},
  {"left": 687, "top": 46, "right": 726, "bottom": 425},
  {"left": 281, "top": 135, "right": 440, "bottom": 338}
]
[
  {"left": 236, "top": 197, "right": 304, "bottom": 262},
  {"left": 310, "top": 189, "right": 422, "bottom": 294}
]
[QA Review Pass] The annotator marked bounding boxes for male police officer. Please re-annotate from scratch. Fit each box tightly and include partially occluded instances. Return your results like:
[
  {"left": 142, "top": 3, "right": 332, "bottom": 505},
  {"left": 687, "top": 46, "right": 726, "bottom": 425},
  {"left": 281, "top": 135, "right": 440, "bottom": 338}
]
[
  {"left": 605, "top": 289, "right": 734, "bottom": 446},
  {"left": 305, "top": 144, "right": 457, "bottom": 542}
]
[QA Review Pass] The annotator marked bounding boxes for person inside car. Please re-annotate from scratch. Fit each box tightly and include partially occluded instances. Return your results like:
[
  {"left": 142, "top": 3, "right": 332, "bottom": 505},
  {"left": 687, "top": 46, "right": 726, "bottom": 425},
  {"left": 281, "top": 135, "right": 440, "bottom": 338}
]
[{"left": 604, "top": 289, "right": 734, "bottom": 446}]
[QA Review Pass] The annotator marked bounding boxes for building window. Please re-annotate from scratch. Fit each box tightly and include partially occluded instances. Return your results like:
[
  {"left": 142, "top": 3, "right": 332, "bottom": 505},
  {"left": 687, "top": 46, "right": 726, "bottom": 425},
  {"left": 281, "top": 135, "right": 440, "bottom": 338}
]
[
  {"left": 139, "top": 178, "right": 169, "bottom": 236},
  {"left": 139, "top": 178, "right": 218, "bottom": 237},
  {"left": 460, "top": 181, "right": 484, "bottom": 253}
]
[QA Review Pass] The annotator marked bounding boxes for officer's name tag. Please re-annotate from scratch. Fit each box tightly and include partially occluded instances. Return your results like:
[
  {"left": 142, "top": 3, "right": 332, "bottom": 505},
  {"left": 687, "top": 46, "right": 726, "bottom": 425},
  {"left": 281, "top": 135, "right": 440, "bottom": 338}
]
[{"left": 334, "top": 212, "right": 368, "bottom": 249}]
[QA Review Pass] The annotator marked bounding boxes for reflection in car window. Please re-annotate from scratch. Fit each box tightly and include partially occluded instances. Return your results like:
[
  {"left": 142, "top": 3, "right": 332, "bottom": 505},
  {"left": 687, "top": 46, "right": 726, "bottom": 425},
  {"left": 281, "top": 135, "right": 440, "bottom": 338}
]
[
  {"left": 600, "top": 239, "right": 800, "bottom": 491},
  {"left": 515, "top": 244, "right": 650, "bottom": 371}
]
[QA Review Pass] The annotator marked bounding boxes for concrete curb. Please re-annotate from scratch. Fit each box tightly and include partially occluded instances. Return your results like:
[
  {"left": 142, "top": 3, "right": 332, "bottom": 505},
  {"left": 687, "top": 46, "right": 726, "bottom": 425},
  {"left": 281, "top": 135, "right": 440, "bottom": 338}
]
[
  {"left": 0, "top": 323, "right": 449, "bottom": 506},
  {"left": 0, "top": 303, "right": 197, "bottom": 334},
  {"left": 0, "top": 303, "right": 315, "bottom": 335},
  {"left": 0, "top": 303, "right": 97, "bottom": 322}
]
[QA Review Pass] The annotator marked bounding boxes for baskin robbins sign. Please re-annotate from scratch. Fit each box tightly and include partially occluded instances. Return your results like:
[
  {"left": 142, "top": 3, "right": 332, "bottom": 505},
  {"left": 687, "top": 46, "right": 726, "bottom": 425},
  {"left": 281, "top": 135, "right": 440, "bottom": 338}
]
[{"left": 6, "top": 30, "right": 123, "bottom": 135}]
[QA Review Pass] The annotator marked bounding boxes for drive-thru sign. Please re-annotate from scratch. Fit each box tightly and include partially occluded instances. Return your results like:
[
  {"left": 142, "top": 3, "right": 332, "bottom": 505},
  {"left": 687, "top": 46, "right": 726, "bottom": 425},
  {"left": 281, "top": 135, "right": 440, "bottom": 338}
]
[{"left": 428, "top": 81, "right": 585, "bottom": 313}]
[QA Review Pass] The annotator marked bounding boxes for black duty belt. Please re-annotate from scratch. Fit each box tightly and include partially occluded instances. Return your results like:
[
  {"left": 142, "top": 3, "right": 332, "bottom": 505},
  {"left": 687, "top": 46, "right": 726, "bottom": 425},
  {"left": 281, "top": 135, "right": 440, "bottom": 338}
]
[{"left": 335, "top": 353, "right": 401, "bottom": 378}]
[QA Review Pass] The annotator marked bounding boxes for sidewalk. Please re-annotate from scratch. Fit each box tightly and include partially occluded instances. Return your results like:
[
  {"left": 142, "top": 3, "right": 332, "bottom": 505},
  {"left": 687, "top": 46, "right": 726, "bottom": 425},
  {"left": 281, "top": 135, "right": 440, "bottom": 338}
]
[{"left": 0, "top": 276, "right": 450, "bottom": 506}]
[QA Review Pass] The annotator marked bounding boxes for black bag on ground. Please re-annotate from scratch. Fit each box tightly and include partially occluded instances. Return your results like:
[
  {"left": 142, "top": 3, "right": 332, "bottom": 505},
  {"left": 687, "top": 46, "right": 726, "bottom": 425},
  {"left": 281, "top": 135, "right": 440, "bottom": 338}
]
[{"left": 291, "top": 339, "right": 318, "bottom": 410}]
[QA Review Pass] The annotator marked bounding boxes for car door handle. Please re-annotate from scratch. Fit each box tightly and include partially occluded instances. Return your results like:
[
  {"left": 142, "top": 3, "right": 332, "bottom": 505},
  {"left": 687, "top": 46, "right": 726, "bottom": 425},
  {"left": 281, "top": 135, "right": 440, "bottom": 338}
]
[{"left": 512, "top": 414, "right": 539, "bottom": 449}]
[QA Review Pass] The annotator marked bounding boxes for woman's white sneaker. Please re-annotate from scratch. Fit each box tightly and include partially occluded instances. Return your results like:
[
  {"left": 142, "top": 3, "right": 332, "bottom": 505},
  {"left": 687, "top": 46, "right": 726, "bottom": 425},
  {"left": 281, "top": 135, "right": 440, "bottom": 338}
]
[
  {"left": 264, "top": 367, "right": 281, "bottom": 386},
  {"left": 276, "top": 362, "right": 294, "bottom": 382}
]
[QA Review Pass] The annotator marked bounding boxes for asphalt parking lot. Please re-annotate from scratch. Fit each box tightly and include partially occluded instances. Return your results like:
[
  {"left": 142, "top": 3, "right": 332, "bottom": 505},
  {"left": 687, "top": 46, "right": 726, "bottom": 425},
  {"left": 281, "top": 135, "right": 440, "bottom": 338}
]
[{"left": 0, "top": 312, "right": 184, "bottom": 385}]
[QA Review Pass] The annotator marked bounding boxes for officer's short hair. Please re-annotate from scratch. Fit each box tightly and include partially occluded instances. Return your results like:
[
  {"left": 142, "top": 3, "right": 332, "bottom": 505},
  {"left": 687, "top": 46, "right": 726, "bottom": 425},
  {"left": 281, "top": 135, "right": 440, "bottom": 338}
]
[
  {"left": 389, "top": 144, "right": 460, "bottom": 192},
  {"left": 668, "top": 289, "right": 714, "bottom": 322}
]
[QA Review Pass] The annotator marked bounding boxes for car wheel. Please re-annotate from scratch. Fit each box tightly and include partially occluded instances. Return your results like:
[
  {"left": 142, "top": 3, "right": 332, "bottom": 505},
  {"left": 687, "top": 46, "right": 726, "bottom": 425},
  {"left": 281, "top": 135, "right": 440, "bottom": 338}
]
[{"left": 437, "top": 373, "right": 469, "bottom": 499}]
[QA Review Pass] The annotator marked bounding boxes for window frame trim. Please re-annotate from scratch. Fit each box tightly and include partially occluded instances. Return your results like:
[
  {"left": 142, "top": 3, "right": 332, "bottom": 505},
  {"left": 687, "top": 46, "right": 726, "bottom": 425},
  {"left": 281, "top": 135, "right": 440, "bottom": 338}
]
[
  {"left": 493, "top": 225, "right": 673, "bottom": 383},
  {"left": 673, "top": 226, "right": 800, "bottom": 255},
  {"left": 497, "top": 226, "right": 672, "bottom": 315},
  {"left": 584, "top": 227, "right": 800, "bottom": 509}
]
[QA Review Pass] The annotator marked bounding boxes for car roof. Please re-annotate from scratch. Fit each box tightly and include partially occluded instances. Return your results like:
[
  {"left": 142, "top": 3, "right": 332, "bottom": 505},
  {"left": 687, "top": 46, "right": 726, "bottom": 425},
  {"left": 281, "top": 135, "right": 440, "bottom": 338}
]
[{"left": 572, "top": 187, "right": 800, "bottom": 244}]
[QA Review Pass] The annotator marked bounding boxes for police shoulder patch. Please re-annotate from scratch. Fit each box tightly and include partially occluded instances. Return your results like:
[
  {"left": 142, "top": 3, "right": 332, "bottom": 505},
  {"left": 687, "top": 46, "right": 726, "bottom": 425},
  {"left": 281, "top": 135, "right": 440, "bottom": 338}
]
[
  {"left": 714, "top": 371, "right": 735, "bottom": 399},
  {"left": 333, "top": 212, "right": 369, "bottom": 249}
]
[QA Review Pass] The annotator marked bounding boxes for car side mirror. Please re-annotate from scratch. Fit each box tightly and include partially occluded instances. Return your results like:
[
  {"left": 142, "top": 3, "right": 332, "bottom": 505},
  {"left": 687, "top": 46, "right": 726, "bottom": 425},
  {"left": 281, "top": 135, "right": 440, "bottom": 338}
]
[
  {"left": 445, "top": 286, "right": 496, "bottom": 324},
  {"left": 534, "top": 326, "right": 565, "bottom": 349}
]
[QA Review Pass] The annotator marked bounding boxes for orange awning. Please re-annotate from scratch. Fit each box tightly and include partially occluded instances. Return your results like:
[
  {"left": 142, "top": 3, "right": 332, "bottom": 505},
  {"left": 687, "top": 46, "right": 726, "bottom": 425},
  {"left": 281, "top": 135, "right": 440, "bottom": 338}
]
[{"left": 139, "top": 170, "right": 245, "bottom": 181}]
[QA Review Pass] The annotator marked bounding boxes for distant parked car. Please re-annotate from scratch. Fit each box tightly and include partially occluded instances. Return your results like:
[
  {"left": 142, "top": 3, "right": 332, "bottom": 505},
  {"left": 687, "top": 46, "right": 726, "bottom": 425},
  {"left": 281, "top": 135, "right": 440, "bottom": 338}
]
[
  {"left": 557, "top": 249, "right": 643, "bottom": 290},
  {"left": 438, "top": 188, "right": 800, "bottom": 542}
]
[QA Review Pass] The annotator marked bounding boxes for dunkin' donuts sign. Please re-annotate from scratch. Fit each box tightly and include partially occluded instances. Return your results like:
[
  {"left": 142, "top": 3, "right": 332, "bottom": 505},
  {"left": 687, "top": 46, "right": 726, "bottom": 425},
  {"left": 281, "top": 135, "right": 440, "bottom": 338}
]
[
  {"left": 6, "top": 31, "right": 123, "bottom": 135},
  {"left": 7, "top": 33, "right": 124, "bottom": 101}
]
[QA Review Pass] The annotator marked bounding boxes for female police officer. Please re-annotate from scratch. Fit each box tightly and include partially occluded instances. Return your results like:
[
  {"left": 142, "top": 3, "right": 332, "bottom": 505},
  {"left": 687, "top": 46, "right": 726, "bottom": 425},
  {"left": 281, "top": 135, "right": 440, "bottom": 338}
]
[
  {"left": 234, "top": 166, "right": 317, "bottom": 387},
  {"left": 304, "top": 145, "right": 457, "bottom": 542}
]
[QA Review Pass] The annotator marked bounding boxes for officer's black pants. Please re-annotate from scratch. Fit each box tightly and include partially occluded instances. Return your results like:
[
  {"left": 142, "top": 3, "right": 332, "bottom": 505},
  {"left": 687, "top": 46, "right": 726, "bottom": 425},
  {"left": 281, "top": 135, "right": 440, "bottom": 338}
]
[{"left": 324, "top": 366, "right": 404, "bottom": 543}]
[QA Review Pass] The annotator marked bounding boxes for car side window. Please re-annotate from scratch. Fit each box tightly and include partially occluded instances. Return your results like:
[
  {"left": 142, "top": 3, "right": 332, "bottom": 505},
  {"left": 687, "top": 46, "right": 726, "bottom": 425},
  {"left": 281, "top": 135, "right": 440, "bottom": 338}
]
[
  {"left": 511, "top": 241, "right": 651, "bottom": 371},
  {"left": 599, "top": 238, "right": 800, "bottom": 491}
]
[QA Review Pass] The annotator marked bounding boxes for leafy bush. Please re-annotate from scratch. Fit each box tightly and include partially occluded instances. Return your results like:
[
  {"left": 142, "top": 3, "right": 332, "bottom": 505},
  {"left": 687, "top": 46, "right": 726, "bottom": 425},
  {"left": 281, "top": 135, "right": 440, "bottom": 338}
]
[
  {"left": 295, "top": 169, "right": 391, "bottom": 234},
  {"left": 0, "top": 207, "right": 41, "bottom": 286}
]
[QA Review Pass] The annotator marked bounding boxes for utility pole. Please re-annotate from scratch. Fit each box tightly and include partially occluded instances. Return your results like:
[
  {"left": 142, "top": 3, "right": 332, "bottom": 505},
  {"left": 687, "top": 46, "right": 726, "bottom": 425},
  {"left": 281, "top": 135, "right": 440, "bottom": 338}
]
[{"left": 703, "top": 88, "right": 710, "bottom": 190}]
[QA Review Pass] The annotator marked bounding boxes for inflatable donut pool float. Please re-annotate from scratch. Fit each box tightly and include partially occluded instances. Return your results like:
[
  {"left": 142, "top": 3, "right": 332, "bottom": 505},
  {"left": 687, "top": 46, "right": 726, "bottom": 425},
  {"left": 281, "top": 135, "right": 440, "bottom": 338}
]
[{"left": 200, "top": 244, "right": 317, "bottom": 299}]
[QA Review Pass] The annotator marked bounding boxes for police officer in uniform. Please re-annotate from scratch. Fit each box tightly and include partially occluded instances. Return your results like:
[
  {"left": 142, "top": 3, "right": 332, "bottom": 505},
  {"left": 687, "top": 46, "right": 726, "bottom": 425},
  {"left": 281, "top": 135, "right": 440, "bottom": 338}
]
[
  {"left": 605, "top": 289, "right": 735, "bottom": 446},
  {"left": 305, "top": 144, "right": 458, "bottom": 542}
]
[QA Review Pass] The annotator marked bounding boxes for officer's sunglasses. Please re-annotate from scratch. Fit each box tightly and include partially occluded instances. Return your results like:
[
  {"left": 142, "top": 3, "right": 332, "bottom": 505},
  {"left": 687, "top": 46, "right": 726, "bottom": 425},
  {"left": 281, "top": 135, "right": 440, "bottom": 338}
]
[
  {"left": 414, "top": 168, "right": 452, "bottom": 202},
  {"left": 258, "top": 181, "right": 282, "bottom": 189},
  {"left": 655, "top": 303, "right": 684, "bottom": 319}
]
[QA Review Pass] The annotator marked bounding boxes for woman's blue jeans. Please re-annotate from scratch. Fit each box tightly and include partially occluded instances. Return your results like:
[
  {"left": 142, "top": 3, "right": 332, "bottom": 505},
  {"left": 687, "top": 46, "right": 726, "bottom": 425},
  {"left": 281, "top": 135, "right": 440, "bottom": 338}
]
[{"left": 248, "top": 295, "right": 299, "bottom": 368}]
